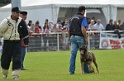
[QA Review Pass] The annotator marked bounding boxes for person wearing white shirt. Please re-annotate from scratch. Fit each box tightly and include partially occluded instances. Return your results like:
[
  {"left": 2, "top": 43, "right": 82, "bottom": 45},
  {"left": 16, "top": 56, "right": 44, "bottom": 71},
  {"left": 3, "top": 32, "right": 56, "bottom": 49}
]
[{"left": 94, "top": 19, "right": 105, "bottom": 31}]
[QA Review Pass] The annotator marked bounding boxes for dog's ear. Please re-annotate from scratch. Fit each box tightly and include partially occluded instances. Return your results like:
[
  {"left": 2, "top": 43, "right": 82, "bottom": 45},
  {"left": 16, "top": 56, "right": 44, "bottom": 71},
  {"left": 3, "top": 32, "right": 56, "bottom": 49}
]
[
  {"left": 79, "top": 46, "right": 84, "bottom": 51},
  {"left": 84, "top": 45, "right": 87, "bottom": 49},
  {"left": 80, "top": 45, "right": 87, "bottom": 49}
]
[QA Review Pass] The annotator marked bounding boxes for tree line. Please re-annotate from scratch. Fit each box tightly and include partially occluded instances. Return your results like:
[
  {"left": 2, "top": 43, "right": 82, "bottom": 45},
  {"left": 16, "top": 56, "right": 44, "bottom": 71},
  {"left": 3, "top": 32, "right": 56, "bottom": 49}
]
[{"left": 0, "top": 0, "right": 11, "bottom": 4}]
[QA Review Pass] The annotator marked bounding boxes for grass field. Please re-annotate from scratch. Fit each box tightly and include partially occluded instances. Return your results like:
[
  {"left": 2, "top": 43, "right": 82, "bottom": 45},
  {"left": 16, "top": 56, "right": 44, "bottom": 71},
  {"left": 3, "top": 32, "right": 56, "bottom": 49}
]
[{"left": 0, "top": 49, "right": 124, "bottom": 81}]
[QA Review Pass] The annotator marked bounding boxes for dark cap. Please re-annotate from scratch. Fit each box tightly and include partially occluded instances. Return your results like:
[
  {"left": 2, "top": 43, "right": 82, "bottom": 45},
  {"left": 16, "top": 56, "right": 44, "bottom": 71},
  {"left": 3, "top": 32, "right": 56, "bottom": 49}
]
[
  {"left": 20, "top": 11, "right": 28, "bottom": 15},
  {"left": 11, "top": 7, "right": 20, "bottom": 13}
]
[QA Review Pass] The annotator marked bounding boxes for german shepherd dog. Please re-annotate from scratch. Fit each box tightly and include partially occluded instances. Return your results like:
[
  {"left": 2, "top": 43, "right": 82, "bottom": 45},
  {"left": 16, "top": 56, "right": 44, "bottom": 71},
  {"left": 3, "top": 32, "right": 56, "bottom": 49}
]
[{"left": 80, "top": 45, "right": 99, "bottom": 74}]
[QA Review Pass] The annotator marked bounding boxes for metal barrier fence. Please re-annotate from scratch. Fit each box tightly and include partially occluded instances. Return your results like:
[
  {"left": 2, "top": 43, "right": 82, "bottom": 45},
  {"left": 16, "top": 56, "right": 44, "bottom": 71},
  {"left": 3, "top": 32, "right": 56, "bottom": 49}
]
[
  {"left": 27, "top": 31, "right": 123, "bottom": 52},
  {"left": 27, "top": 32, "right": 69, "bottom": 52},
  {"left": 87, "top": 30, "right": 124, "bottom": 50}
]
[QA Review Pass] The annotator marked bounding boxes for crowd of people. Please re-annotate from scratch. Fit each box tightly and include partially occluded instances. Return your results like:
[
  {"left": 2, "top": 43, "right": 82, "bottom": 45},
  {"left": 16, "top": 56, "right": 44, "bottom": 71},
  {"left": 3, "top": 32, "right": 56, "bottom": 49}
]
[
  {"left": 27, "top": 16, "right": 124, "bottom": 36},
  {"left": 27, "top": 19, "right": 68, "bottom": 34},
  {"left": 87, "top": 18, "right": 124, "bottom": 49},
  {"left": 26, "top": 15, "right": 124, "bottom": 50},
  {"left": 27, "top": 18, "right": 69, "bottom": 51}
]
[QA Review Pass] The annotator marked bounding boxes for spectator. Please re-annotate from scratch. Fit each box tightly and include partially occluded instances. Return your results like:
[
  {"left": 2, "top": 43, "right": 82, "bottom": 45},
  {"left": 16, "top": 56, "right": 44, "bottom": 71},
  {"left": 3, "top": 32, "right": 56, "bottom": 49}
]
[
  {"left": 94, "top": 19, "right": 104, "bottom": 49},
  {"left": 49, "top": 21, "right": 54, "bottom": 28},
  {"left": 92, "top": 17, "right": 96, "bottom": 24},
  {"left": 28, "top": 20, "right": 32, "bottom": 28},
  {"left": 35, "top": 24, "right": 41, "bottom": 33},
  {"left": 88, "top": 20, "right": 97, "bottom": 31},
  {"left": 42, "top": 23, "right": 49, "bottom": 33},
  {"left": 51, "top": 23, "right": 57, "bottom": 32},
  {"left": 62, "top": 18, "right": 68, "bottom": 27},
  {"left": 56, "top": 19, "right": 62, "bottom": 31},
  {"left": 29, "top": 24, "right": 35, "bottom": 33},
  {"left": 120, "top": 22, "right": 124, "bottom": 33},
  {"left": 35, "top": 20, "right": 41, "bottom": 29},
  {"left": 56, "top": 24, "right": 63, "bottom": 50},
  {"left": 94, "top": 19, "right": 105, "bottom": 31},
  {"left": 45, "top": 19, "right": 49, "bottom": 24},
  {"left": 50, "top": 23, "right": 57, "bottom": 50},
  {"left": 105, "top": 19, "right": 113, "bottom": 31},
  {"left": 42, "top": 22, "right": 50, "bottom": 50},
  {"left": 118, "top": 20, "right": 121, "bottom": 27},
  {"left": 88, "top": 19, "right": 96, "bottom": 49},
  {"left": 62, "top": 23, "right": 68, "bottom": 32},
  {"left": 42, "top": 19, "right": 49, "bottom": 26},
  {"left": 49, "top": 21, "right": 54, "bottom": 32},
  {"left": 112, "top": 21, "right": 121, "bottom": 38},
  {"left": 120, "top": 22, "right": 124, "bottom": 30},
  {"left": 62, "top": 23, "right": 68, "bottom": 50},
  {"left": 57, "top": 24, "right": 63, "bottom": 32}
]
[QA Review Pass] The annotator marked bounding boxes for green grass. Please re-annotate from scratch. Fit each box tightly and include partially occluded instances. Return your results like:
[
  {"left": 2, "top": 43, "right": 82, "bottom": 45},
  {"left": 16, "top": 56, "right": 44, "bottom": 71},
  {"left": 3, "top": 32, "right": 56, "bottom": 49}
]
[{"left": 0, "top": 49, "right": 124, "bottom": 81}]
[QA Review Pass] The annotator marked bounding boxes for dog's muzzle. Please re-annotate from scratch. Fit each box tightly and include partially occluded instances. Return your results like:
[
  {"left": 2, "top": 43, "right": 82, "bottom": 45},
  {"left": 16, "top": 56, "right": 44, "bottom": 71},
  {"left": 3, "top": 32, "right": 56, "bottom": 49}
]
[{"left": 80, "top": 46, "right": 87, "bottom": 56}]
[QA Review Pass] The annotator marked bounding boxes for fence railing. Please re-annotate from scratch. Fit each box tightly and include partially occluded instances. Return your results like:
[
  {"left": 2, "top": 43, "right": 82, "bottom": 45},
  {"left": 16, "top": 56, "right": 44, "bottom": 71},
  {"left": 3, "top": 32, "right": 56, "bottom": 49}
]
[
  {"left": 27, "top": 31, "right": 124, "bottom": 52},
  {"left": 28, "top": 32, "right": 69, "bottom": 52}
]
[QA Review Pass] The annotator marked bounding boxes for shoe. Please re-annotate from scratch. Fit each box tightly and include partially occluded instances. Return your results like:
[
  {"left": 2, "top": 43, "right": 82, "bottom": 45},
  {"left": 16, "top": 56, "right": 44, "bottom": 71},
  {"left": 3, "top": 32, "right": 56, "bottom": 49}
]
[
  {"left": 21, "top": 68, "right": 27, "bottom": 70},
  {"left": 1, "top": 68, "right": 8, "bottom": 79},
  {"left": 3, "top": 75, "right": 7, "bottom": 79},
  {"left": 12, "top": 76, "right": 19, "bottom": 80},
  {"left": 70, "top": 72, "right": 74, "bottom": 75}
]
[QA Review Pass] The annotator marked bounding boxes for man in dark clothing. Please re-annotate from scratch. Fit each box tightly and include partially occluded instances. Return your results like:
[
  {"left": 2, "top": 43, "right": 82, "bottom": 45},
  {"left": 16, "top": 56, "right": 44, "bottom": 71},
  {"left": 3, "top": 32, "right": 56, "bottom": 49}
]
[
  {"left": 0, "top": 7, "right": 29, "bottom": 80},
  {"left": 105, "top": 19, "right": 113, "bottom": 31},
  {"left": 120, "top": 22, "right": 124, "bottom": 30},
  {"left": 20, "top": 11, "right": 29, "bottom": 70},
  {"left": 112, "top": 21, "right": 121, "bottom": 38},
  {"left": 68, "top": 6, "right": 88, "bottom": 74}
]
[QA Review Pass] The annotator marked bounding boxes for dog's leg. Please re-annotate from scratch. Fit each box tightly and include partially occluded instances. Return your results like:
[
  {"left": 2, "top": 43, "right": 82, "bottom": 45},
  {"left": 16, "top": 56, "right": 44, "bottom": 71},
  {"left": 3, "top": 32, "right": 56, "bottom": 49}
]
[
  {"left": 81, "top": 62, "right": 84, "bottom": 74},
  {"left": 89, "top": 63, "right": 93, "bottom": 70},
  {"left": 92, "top": 53, "right": 99, "bottom": 73},
  {"left": 80, "top": 58, "right": 84, "bottom": 74},
  {"left": 89, "top": 62, "right": 95, "bottom": 73}
]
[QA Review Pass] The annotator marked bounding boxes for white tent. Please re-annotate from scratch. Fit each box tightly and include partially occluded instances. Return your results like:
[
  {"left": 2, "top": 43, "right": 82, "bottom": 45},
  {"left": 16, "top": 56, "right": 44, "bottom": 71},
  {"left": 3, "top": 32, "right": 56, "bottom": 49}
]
[{"left": 0, "top": 0, "right": 124, "bottom": 26}]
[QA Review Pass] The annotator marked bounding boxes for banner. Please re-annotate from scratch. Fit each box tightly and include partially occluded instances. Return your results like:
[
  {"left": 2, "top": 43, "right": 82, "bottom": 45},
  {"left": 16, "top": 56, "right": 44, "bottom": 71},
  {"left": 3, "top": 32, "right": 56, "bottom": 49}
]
[{"left": 99, "top": 33, "right": 124, "bottom": 49}]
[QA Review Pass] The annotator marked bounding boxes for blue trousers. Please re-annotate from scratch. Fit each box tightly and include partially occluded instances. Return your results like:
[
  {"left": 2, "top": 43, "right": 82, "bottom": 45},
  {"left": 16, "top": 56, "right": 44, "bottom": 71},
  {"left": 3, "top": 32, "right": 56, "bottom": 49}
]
[
  {"left": 69, "top": 35, "right": 86, "bottom": 74},
  {"left": 21, "top": 46, "right": 27, "bottom": 69},
  {"left": 84, "top": 64, "right": 89, "bottom": 73}
]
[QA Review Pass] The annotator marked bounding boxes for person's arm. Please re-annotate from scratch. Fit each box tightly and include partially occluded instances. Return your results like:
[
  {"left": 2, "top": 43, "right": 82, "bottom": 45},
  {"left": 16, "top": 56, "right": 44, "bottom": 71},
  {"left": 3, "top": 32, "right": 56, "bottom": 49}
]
[
  {"left": 0, "top": 19, "right": 8, "bottom": 37},
  {"left": 81, "top": 27, "right": 87, "bottom": 39},
  {"left": 101, "top": 24, "right": 105, "bottom": 31},
  {"left": 67, "top": 24, "right": 70, "bottom": 41},
  {"left": 81, "top": 17, "right": 88, "bottom": 43},
  {"left": 20, "top": 19, "right": 29, "bottom": 46}
]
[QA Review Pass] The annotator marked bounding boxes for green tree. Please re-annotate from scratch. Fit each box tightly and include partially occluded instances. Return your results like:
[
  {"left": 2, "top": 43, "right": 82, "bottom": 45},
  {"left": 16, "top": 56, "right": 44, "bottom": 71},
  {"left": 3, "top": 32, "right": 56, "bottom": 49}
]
[{"left": 0, "top": 0, "right": 11, "bottom": 4}]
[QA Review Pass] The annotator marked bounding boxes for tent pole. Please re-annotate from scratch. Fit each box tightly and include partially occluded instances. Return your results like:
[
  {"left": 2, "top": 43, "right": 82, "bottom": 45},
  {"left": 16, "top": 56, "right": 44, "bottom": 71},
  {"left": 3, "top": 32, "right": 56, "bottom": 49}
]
[
  {"left": 11, "top": 0, "right": 21, "bottom": 10},
  {"left": 51, "top": 4, "right": 54, "bottom": 23}
]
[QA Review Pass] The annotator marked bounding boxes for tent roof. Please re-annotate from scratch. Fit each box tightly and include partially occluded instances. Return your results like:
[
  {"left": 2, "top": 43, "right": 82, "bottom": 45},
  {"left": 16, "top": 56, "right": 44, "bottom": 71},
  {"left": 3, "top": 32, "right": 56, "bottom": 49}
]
[{"left": 1, "top": 0, "right": 124, "bottom": 9}]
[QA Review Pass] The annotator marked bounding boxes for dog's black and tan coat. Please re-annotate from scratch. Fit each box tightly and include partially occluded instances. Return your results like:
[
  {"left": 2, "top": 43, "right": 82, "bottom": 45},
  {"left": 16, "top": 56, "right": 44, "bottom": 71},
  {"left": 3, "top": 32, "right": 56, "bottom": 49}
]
[{"left": 80, "top": 45, "right": 99, "bottom": 74}]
